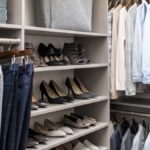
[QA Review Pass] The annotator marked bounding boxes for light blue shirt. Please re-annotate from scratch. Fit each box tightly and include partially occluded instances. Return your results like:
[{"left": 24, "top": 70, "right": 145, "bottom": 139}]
[
  {"left": 142, "top": 4, "right": 150, "bottom": 84},
  {"left": 132, "top": 1, "right": 148, "bottom": 82}
]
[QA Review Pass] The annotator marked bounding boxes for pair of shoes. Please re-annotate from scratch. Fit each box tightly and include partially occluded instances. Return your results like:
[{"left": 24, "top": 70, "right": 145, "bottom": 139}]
[
  {"left": 74, "top": 140, "right": 99, "bottom": 150},
  {"left": 34, "top": 122, "right": 66, "bottom": 137},
  {"left": 70, "top": 113, "right": 97, "bottom": 126},
  {"left": 26, "top": 138, "right": 39, "bottom": 148},
  {"left": 25, "top": 43, "right": 47, "bottom": 68},
  {"left": 38, "top": 43, "right": 69, "bottom": 66},
  {"left": 63, "top": 43, "right": 90, "bottom": 65},
  {"left": 63, "top": 115, "right": 90, "bottom": 129},
  {"left": 66, "top": 76, "right": 97, "bottom": 99},
  {"left": 40, "top": 80, "right": 74, "bottom": 104},
  {"left": 28, "top": 128, "right": 48, "bottom": 144},
  {"left": 63, "top": 113, "right": 96, "bottom": 128},
  {"left": 31, "top": 96, "right": 48, "bottom": 110},
  {"left": 44, "top": 119, "right": 74, "bottom": 135}
]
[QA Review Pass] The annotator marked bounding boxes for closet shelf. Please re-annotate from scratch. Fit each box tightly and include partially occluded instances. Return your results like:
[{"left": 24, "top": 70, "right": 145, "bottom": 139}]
[
  {"left": 26, "top": 122, "right": 108, "bottom": 150},
  {"left": 25, "top": 26, "right": 108, "bottom": 37},
  {"left": 0, "top": 23, "right": 22, "bottom": 30},
  {"left": 31, "top": 96, "right": 108, "bottom": 117},
  {"left": 34, "top": 63, "right": 108, "bottom": 72}
]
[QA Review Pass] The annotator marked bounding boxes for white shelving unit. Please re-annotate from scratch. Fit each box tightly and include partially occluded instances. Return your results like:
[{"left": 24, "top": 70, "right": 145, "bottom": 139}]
[
  {"left": 27, "top": 122, "right": 108, "bottom": 150},
  {"left": 0, "top": 0, "right": 109, "bottom": 149}
]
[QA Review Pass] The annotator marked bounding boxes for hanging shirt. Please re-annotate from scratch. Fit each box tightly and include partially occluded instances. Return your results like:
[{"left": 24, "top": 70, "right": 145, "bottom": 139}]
[
  {"left": 110, "top": 124, "right": 122, "bottom": 150},
  {"left": 131, "top": 124, "right": 145, "bottom": 150},
  {"left": 120, "top": 128, "right": 135, "bottom": 150},
  {"left": 143, "top": 132, "right": 150, "bottom": 150},
  {"left": 142, "top": 4, "right": 150, "bottom": 84},
  {"left": 116, "top": 7, "right": 127, "bottom": 91},
  {"left": 110, "top": 4, "right": 122, "bottom": 99},
  {"left": 108, "top": 8, "right": 114, "bottom": 65},
  {"left": 109, "top": 121, "right": 115, "bottom": 138},
  {"left": 132, "top": 1, "right": 148, "bottom": 82},
  {"left": 125, "top": 4, "right": 137, "bottom": 96}
]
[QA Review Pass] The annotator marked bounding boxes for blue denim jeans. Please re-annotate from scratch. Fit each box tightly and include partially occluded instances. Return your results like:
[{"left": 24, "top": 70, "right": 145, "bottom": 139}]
[
  {"left": 15, "top": 64, "right": 34, "bottom": 150},
  {"left": 0, "top": 64, "right": 33, "bottom": 150},
  {"left": 0, "top": 64, "right": 18, "bottom": 150}
]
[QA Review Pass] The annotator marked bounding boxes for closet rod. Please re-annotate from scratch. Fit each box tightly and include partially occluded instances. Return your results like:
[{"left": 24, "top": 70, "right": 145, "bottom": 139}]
[
  {"left": 0, "top": 38, "right": 20, "bottom": 44},
  {"left": 111, "top": 101, "right": 150, "bottom": 109},
  {"left": 111, "top": 109, "right": 150, "bottom": 118}
]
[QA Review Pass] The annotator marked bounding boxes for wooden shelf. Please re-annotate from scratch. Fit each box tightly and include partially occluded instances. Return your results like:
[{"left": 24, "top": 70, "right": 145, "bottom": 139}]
[
  {"left": 31, "top": 96, "right": 108, "bottom": 117},
  {"left": 25, "top": 26, "right": 108, "bottom": 37},
  {"left": 0, "top": 23, "right": 22, "bottom": 30},
  {"left": 26, "top": 122, "right": 108, "bottom": 150},
  {"left": 34, "top": 63, "right": 108, "bottom": 73}
]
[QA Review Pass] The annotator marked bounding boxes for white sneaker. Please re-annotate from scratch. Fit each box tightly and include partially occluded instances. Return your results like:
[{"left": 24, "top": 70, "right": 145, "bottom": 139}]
[
  {"left": 60, "top": 126, "right": 74, "bottom": 135},
  {"left": 73, "top": 142, "right": 90, "bottom": 150},
  {"left": 83, "top": 140, "right": 99, "bottom": 150}
]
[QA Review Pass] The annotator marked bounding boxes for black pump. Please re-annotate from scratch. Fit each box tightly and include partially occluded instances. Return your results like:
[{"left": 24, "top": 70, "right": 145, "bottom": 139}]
[{"left": 40, "top": 80, "right": 67, "bottom": 104}]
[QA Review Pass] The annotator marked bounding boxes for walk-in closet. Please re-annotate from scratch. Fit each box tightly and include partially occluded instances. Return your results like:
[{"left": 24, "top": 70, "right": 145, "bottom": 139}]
[{"left": 1, "top": 0, "right": 150, "bottom": 150}]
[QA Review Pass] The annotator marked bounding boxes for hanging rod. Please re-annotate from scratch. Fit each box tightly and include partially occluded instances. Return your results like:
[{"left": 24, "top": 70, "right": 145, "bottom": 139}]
[
  {"left": 111, "top": 109, "right": 150, "bottom": 118},
  {"left": 0, "top": 38, "right": 20, "bottom": 44},
  {"left": 0, "top": 49, "right": 32, "bottom": 58}
]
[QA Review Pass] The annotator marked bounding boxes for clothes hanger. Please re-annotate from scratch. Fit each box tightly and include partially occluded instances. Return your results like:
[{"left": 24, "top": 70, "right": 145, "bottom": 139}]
[
  {"left": 114, "top": 0, "right": 121, "bottom": 8},
  {"left": 126, "top": 0, "right": 135, "bottom": 10},
  {"left": 142, "top": 120, "right": 146, "bottom": 129},
  {"left": 137, "top": 0, "right": 142, "bottom": 5},
  {"left": 122, "top": 0, "right": 128, "bottom": 6},
  {"left": 130, "top": 118, "right": 138, "bottom": 135},
  {"left": 109, "top": 0, "right": 116, "bottom": 10}
]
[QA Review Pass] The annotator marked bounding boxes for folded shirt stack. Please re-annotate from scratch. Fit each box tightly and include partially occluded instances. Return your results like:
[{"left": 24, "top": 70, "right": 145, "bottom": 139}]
[{"left": 0, "top": 0, "right": 7, "bottom": 23}]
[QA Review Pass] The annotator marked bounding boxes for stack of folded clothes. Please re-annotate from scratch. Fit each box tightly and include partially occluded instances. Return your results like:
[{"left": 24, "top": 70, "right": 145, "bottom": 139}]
[{"left": 0, "top": 0, "right": 7, "bottom": 23}]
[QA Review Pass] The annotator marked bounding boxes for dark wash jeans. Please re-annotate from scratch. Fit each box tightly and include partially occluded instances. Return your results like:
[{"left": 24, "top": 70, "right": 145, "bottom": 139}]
[
  {"left": 0, "top": 64, "right": 33, "bottom": 150},
  {"left": 0, "top": 64, "right": 18, "bottom": 150},
  {"left": 16, "top": 64, "right": 34, "bottom": 150}
]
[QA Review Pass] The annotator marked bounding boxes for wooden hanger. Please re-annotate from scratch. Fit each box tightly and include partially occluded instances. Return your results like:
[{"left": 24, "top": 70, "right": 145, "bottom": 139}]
[
  {"left": 0, "top": 49, "right": 32, "bottom": 59},
  {"left": 109, "top": 0, "right": 116, "bottom": 10},
  {"left": 122, "top": 0, "right": 128, "bottom": 6},
  {"left": 137, "top": 0, "right": 142, "bottom": 5},
  {"left": 126, "top": 0, "right": 135, "bottom": 10},
  {"left": 114, "top": 0, "right": 121, "bottom": 7}
]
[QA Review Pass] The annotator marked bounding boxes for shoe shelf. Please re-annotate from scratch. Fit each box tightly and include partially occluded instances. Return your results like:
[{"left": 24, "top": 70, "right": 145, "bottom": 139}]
[
  {"left": 34, "top": 63, "right": 108, "bottom": 73},
  {"left": 0, "top": 23, "right": 22, "bottom": 30},
  {"left": 31, "top": 96, "right": 108, "bottom": 117},
  {"left": 25, "top": 26, "right": 108, "bottom": 37},
  {"left": 26, "top": 122, "right": 108, "bottom": 150}
]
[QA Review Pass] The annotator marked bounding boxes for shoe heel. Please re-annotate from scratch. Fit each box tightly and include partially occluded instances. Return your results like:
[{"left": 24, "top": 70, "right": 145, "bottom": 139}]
[{"left": 41, "top": 91, "right": 44, "bottom": 102}]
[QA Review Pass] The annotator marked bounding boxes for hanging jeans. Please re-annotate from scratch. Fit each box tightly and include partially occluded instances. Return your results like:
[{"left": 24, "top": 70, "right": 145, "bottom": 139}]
[
  {"left": 15, "top": 64, "right": 34, "bottom": 150},
  {"left": 0, "top": 65, "right": 3, "bottom": 133},
  {"left": 0, "top": 64, "right": 33, "bottom": 150},
  {"left": 0, "top": 64, "right": 18, "bottom": 150}
]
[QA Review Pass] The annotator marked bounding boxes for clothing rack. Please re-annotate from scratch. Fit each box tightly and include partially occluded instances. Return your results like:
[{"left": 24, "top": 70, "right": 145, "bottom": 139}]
[
  {"left": 0, "top": 38, "right": 21, "bottom": 44},
  {"left": 111, "top": 109, "right": 150, "bottom": 118}
]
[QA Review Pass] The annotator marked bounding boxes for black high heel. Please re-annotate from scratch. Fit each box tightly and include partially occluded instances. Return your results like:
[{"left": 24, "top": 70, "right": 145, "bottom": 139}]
[
  {"left": 48, "top": 43, "right": 69, "bottom": 65},
  {"left": 65, "top": 77, "right": 91, "bottom": 99},
  {"left": 40, "top": 81, "right": 67, "bottom": 104},
  {"left": 74, "top": 76, "right": 97, "bottom": 98},
  {"left": 38, "top": 43, "right": 63, "bottom": 66},
  {"left": 49, "top": 80, "right": 74, "bottom": 102}
]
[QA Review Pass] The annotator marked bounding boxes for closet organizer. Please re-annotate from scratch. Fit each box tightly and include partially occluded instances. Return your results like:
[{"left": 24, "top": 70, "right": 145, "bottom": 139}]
[{"left": 0, "top": 0, "right": 109, "bottom": 150}]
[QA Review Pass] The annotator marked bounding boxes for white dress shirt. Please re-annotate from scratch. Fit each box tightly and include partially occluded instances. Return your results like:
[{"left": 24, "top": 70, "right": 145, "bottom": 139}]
[
  {"left": 142, "top": 4, "right": 150, "bottom": 84},
  {"left": 125, "top": 4, "right": 137, "bottom": 96},
  {"left": 132, "top": 1, "right": 148, "bottom": 82},
  {"left": 116, "top": 7, "right": 127, "bottom": 91}
]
